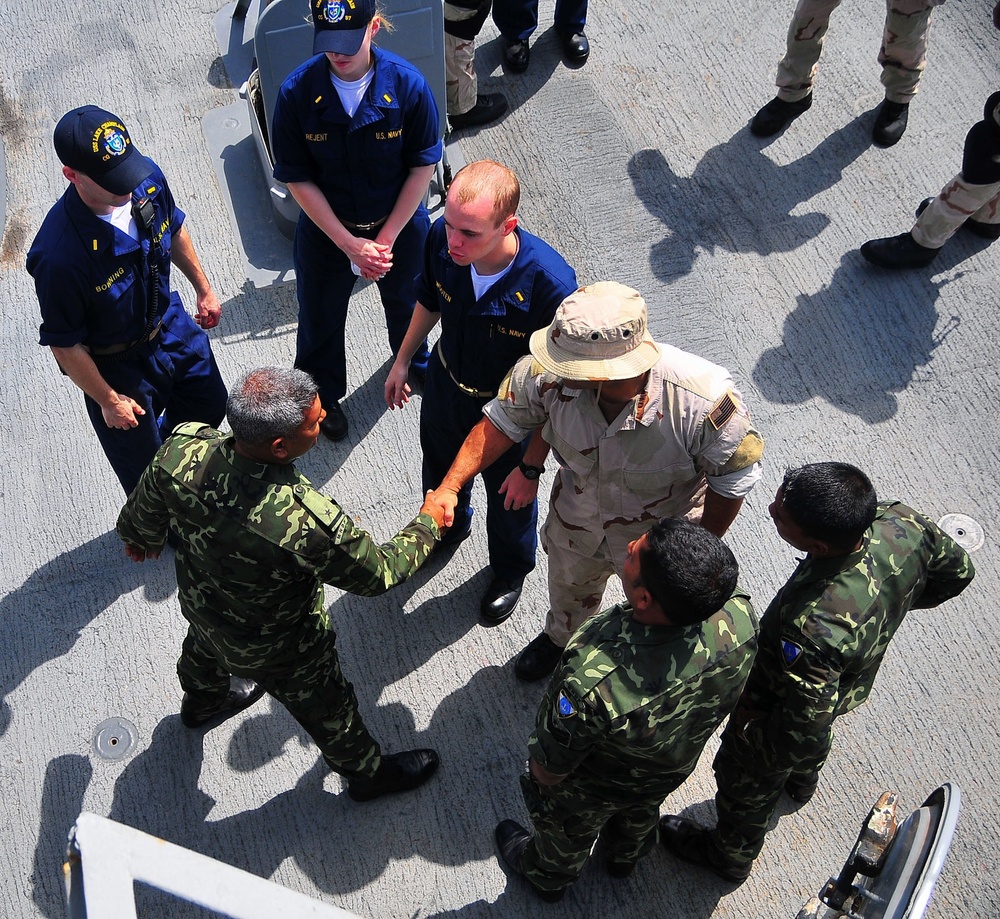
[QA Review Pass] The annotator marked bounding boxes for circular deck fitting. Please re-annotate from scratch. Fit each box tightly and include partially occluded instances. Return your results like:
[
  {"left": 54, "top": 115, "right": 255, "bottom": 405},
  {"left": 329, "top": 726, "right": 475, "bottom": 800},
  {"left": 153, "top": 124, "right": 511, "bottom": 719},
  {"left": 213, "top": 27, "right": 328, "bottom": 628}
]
[
  {"left": 937, "top": 514, "right": 985, "bottom": 552},
  {"left": 92, "top": 718, "right": 138, "bottom": 761}
]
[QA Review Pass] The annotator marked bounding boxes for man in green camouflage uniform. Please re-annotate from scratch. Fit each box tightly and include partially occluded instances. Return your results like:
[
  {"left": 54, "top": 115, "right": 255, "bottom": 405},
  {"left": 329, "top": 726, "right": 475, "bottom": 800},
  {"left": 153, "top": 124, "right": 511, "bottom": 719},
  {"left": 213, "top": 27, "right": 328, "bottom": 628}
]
[
  {"left": 662, "top": 462, "right": 975, "bottom": 882},
  {"left": 117, "top": 367, "right": 444, "bottom": 801},
  {"left": 494, "top": 517, "right": 759, "bottom": 901}
]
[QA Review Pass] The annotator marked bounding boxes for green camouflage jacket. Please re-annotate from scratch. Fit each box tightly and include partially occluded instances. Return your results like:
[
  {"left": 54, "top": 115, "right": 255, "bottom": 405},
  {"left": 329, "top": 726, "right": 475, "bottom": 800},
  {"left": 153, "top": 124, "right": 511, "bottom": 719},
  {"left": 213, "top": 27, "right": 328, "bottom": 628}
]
[
  {"left": 739, "top": 501, "right": 975, "bottom": 772},
  {"left": 116, "top": 423, "right": 439, "bottom": 669},
  {"left": 528, "top": 592, "right": 759, "bottom": 803}
]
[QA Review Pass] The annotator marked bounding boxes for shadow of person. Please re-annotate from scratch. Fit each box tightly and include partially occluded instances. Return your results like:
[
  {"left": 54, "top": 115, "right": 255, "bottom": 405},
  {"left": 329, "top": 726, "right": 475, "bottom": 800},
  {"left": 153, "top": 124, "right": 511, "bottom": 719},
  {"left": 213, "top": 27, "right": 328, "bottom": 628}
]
[
  {"left": 754, "top": 250, "right": 962, "bottom": 422},
  {"left": 0, "top": 530, "right": 176, "bottom": 738},
  {"left": 478, "top": 32, "right": 563, "bottom": 114},
  {"left": 628, "top": 114, "right": 872, "bottom": 280},
  {"left": 222, "top": 575, "right": 486, "bottom": 779},
  {"left": 31, "top": 754, "right": 94, "bottom": 918},
  {"left": 213, "top": 276, "right": 299, "bottom": 344}
]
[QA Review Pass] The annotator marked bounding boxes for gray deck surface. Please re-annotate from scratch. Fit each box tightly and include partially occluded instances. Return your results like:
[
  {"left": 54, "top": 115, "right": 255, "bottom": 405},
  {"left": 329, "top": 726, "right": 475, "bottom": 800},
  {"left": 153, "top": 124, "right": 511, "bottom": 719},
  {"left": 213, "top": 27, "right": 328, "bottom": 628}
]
[{"left": 1, "top": 1, "right": 998, "bottom": 917}]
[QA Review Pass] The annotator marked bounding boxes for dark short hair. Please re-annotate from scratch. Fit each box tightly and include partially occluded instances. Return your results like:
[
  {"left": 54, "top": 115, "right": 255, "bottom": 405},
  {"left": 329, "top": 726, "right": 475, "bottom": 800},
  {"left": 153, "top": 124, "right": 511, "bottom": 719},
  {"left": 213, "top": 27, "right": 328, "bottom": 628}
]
[
  {"left": 227, "top": 367, "right": 318, "bottom": 445},
  {"left": 637, "top": 517, "right": 739, "bottom": 626},
  {"left": 781, "top": 462, "right": 877, "bottom": 550}
]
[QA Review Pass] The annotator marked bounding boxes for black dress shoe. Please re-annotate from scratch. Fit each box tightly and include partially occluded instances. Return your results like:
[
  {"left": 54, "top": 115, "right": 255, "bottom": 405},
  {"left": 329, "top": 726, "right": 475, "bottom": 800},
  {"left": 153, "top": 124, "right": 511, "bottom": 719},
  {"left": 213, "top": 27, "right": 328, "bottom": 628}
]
[
  {"left": 515, "top": 632, "right": 564, "bottom": 682},
  {"left": 915, "top": 196, "right": 934, "bottom": 218},
  {"left": 495, "top": 820, "right": 565, "bottom": 902},
  {"left": 750, "top": 94, "right": 812, "bottom": 137},
  {"left": 559, "top": 31, "right": 589, "bottom": 65},
  {"left": 860, "top": 233, "right": 939, "bottom": 269},
  {"left": 606, "top": 859, "right": 635, "bottom": 879},
  {"left": 872, "top": 100, "right": 909, "bottom": 147},
  {"left": 180, "top": 678, "right": 266, "bottom": 729},
  {"left": 319, "top": 401, "right": 348, "bottom": 441},
  {"left": 480, "top": 576, "right": 523, "bottom": 626},
  {"left": 659, "top": 815, "right": 752, "bottom": 883},
  {"left": 347, "top": 748, "right": 439, "bottom": 801},
  {"left": 449, "top": 93, "right": 509, "bottom": 130},
  {"left": 785, "top": 770, "right": 819, "bottom": 804},
  {"left": 504, "top": 38, "right": 530, "bottom": 73}
]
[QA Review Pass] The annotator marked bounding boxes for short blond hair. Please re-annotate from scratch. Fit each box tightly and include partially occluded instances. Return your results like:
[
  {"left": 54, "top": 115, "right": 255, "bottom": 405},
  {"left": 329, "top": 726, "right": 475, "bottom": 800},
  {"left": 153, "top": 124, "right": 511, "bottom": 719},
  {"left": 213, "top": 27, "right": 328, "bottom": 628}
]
[{"left": 449, "top": 160, "right": 520, "bottom": 227}]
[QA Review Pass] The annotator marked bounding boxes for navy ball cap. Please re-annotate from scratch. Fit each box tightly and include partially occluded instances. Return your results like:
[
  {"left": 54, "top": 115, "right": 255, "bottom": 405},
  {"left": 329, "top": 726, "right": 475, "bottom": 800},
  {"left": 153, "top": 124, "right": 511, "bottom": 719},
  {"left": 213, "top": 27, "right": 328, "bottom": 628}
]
[{"left": 53, "top": 106, "right": 155, "bottom": 195}]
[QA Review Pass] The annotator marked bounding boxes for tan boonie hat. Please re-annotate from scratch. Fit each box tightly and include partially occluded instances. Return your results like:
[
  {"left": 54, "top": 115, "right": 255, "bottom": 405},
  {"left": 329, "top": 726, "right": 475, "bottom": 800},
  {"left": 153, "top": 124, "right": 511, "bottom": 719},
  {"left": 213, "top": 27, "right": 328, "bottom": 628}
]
[{"left": 529, "top": 281, "right": 661, "bottom": 381}]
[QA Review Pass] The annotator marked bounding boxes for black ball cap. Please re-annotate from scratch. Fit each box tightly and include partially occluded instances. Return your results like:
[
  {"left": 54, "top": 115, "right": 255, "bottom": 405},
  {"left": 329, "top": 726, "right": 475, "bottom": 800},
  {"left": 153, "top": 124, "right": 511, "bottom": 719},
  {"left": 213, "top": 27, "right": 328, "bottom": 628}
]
[{"left": 53, "top": 105, "right": 156, "bottom": 195}]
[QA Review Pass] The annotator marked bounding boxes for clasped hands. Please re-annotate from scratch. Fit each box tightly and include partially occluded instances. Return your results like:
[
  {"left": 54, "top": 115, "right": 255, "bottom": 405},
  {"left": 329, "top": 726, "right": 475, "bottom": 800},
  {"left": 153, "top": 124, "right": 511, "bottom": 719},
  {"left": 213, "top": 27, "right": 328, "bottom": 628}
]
[
  {"left": 349, "top": 238, "right": 393, "bottom": 281},
  {"left": 419, "top": 488, "right": 458, "bottom": 532}
]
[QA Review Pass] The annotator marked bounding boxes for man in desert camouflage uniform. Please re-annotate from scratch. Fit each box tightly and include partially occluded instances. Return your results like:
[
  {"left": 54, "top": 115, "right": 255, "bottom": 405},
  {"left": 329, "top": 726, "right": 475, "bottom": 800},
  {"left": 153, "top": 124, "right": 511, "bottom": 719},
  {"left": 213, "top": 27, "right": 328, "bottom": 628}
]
[
  {"left": 117, "top": 367, "right": 444, "bottom": 802},
  {"left": 434, "top": 281, "right": 764, "bottom": 682},
  {"left": 662, "top": 462, "right": 975, "bottom": 882},
  {"left": 493, "top": 518, "right": 758, "bottom": 901},
  {"left": 750, "top": 0, "right": 945, "bottom": 147}
]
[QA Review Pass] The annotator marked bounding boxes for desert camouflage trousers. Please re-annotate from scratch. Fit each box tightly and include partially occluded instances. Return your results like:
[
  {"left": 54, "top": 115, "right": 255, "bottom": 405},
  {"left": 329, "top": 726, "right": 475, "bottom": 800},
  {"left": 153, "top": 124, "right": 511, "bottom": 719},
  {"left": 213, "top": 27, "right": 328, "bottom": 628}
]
[
  {"left": 445, "top": 3, "right": 479, "bottom": 115},
  {"left": 912, "top": 173, "right": 1000, "bottom": 248},
  {"left": 710, "top": 723, "right": 832, "bottom": 865},
  {"left": 177, "top": 623, "right": 381, "bottom": 779},
  {"left": 518, "top": 771, "right": 669, "bottom": 893},
  {"left": 541, "top": 514, "right": 646, "bottom": 646},
  {"left": 775, "top": 0, "right": 942, "bottom": 104}
]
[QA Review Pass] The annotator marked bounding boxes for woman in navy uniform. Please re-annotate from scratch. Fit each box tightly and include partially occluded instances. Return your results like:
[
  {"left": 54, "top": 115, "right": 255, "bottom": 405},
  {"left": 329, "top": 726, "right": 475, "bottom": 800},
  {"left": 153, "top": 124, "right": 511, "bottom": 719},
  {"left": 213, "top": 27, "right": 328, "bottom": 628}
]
[{"left": 272, "top": 0, "right": 442, "bottom": 440}]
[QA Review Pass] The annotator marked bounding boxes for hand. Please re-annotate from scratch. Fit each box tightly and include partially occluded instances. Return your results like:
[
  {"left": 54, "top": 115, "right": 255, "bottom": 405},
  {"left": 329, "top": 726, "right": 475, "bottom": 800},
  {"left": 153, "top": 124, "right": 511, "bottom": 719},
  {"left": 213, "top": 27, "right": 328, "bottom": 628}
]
[
  {"left": 384, "top": 361, "right": 412, "bottom": 409},
  {"left": 194, "top": 289, "right": 222, "bottom": 329},
  {"left": 419, "top": 490, "right": 449, "bottom": 530},
  {"left": 499, "top": 467, "right": 539, "bottom": 511},
  {"left": 424, "top": 487, "right": 458, "bottom": 528},
  {"left": 101, "top": 394, "right": 145, "bottom": 430},
  {"left": 726, "top": 698, "right": 763, "bottom": 741},
  {"left": 124, "top": 542, "right": 159, "bottom": 562},
  {"left": 348, "top": 238, "right": 393, "bottom": 281}
]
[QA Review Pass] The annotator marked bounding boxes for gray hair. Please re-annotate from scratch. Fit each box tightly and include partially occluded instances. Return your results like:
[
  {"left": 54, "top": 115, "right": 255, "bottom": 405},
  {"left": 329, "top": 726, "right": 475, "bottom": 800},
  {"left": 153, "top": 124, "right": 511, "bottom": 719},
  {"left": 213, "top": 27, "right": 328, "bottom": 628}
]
[{"left": 226, "top": 367, "right": 318, "bottom": 445}]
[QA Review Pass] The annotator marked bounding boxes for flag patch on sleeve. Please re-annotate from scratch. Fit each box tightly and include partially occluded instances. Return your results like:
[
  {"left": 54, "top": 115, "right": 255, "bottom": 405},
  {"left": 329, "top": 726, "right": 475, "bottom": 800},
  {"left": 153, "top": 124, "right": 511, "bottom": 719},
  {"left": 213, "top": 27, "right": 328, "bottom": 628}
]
[
  {"left": 557, "top": 691, "right": 576, "bottom": 717},
  {"left": 781, "top": 639, "right": 803, "bottom": 668},
  {"left": 708, "top": 392, "right": 738, "bottom": 429}
]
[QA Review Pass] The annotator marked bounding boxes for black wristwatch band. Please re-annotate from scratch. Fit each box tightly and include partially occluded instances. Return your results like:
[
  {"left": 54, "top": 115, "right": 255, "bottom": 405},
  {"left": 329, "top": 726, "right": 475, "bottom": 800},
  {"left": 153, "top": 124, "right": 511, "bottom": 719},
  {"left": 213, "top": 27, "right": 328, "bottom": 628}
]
[{"left": 518, "top": 462, "right": 545, "bottom": 480}]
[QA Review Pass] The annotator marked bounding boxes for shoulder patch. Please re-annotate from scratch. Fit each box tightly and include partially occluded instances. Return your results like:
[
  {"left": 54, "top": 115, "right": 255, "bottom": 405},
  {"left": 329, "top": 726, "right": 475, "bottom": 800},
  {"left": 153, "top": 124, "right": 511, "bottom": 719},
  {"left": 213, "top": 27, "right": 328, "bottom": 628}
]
[
  {"left": 781, "top": 638, "right": 804, "bottom": 668},
  {"left": 708, "top": 392, "right": 738, "bottom": 429},
  {"left": 556, "top": 691, "right": 577, "bottom": 718},
  {"left": 719, "top": 431, "right": 764, "bottom": 474}
]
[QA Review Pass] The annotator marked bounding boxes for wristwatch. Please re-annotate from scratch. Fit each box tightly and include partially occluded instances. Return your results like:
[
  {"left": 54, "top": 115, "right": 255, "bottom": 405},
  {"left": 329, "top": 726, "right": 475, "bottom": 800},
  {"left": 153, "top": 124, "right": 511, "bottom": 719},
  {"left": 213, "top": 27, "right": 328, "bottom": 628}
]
[{"left": 518, "top": 462, "right": 545, "bottom": 480}]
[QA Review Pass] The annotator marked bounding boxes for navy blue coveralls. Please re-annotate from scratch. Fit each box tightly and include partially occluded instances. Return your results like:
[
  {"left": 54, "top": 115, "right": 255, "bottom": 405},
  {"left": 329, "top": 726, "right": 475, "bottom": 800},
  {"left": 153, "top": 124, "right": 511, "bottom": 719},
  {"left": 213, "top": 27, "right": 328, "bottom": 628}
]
[
  {"left": 415, "top": 219, "right": 577, "bottom": 582},
  {"left": 27, "top": 166, "right": 227, "bottom": 496},
  {"left": 272, "top": 48, "right": 442, "bottom": 409},
  {"left": 493, "top": 0, "right": 587, "bottom": 42}
]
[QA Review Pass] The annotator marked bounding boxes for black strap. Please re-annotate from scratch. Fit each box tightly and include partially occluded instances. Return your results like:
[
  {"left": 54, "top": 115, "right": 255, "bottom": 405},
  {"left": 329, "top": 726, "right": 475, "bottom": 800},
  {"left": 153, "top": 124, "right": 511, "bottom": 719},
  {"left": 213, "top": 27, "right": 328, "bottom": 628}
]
[{"left": 95, "top": 191, "right": 163, "bottom": 364}]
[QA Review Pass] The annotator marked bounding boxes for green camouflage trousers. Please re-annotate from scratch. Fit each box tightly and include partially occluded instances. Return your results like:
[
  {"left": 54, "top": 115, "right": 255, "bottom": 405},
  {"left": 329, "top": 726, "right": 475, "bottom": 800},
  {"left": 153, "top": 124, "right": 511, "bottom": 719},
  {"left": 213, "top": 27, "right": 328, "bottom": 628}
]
[
  {"left": 177, "top": 624, "right": 381, "bottom": 779},
  {"left": 776, "top": 0, "right": 941, "bottom": 104},
  {"left": 517, "top": 771, "right": 666, "bottom": 893},
  {"left": 711, "top": 725, "right": 830, "bottom": 864}
]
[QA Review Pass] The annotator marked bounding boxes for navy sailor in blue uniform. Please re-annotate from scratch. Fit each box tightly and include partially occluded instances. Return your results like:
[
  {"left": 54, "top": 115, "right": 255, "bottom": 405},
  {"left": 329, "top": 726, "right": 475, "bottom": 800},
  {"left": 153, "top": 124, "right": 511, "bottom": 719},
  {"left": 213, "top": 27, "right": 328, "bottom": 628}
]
[
  {"left": 385, "top": 160, "right": 577, "bottom": 625},
  {"left": 272, "top": 0, "right": 442, "bottom": 441},
  {"left": 27, "top": 105, "right": 227, "bottom": 497}
]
